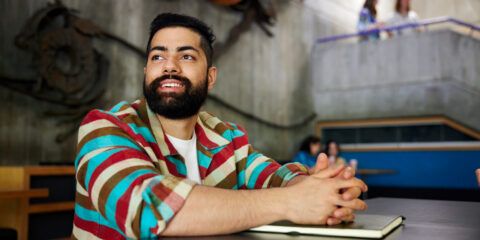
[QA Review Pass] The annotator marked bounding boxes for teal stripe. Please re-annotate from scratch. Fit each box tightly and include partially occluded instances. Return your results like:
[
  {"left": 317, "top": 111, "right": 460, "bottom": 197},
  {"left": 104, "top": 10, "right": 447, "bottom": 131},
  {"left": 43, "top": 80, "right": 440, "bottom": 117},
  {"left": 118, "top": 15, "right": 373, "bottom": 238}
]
[
  {"left": 197, "top": 151, "right": 213, "bottom": 169},
  {"left": 75, "top": 203, "right": 126, "bottom": 238},
  {"left": 110, "top": 101, "right": 129, "bottom": 113},
  {"left": 165, "top": 156, "right": 186, "bottom": 176},
  {"left": 127, "top": 124, "right": 156, "bottom": 143},
  {"left": 209, "top": 145, "right": 225, "bottom": 155},
  {"left": 231, "top": 129, "right": 245, "bottom": 138},
  {"left": 105, "top": 169, "right": 159, "bottom": 226},
  {"left": 246, "top": 152, "right": 263, "bottom": 167},
  {"left": 238, "top": 170, "right": 246, "bottom": 187},
  {"left": 276, "top": 164, "right": 297, "bottom": 181},
  {"left": 227, "top": 122, "right": 238, "bottom": 129},
  {"left": 157, "top": 200, "right": 175, "bottom": 222},
  {"left": 247, "top": 162, "right": 270, "bottom": 189},
  {"left": 75, "top": 135, "right": 141, "bottom": 168},
  {"left": 140, "top": 206, "right": 158, "bottom": 239},
  {"left": 84, "top": 148, "right": 125, "bottom": 191}
]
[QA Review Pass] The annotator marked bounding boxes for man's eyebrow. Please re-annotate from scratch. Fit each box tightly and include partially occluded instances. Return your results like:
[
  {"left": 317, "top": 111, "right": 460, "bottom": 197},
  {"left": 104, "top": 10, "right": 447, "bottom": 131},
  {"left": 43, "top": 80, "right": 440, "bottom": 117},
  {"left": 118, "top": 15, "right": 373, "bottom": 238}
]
[
  {"left": 150, "top": 46, "right": 167, "bottom": 52},
  {"left": 177, "top": 46, "right": 199, "bottom": 53}
]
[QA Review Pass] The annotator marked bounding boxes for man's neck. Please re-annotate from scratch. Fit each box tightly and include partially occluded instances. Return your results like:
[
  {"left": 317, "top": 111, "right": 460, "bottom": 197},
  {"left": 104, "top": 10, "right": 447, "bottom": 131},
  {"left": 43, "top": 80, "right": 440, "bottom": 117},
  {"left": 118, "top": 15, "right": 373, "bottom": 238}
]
[{"left": 156, "top": 113, "right": 198, "bottom": 140}]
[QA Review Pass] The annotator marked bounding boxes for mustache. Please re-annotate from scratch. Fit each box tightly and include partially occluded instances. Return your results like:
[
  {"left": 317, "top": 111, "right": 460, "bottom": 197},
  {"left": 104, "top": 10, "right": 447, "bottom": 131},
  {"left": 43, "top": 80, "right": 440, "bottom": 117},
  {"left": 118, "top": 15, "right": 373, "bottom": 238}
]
[{"left": 150, "top": 74, "right": 191, "bottom": 89}]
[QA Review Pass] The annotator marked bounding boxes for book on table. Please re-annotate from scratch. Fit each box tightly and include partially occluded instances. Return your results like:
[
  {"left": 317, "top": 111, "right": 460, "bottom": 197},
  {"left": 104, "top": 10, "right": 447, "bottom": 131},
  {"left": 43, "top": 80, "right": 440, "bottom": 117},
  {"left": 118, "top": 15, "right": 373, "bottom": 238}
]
[{"left": 248, "top": 214, "right": 404, "bottom": 239}]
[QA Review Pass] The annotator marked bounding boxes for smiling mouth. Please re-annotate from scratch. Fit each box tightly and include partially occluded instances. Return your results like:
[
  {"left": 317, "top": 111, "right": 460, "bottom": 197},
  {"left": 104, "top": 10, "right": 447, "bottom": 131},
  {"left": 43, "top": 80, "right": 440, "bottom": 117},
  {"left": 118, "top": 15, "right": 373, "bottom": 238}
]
[
  {"left": 161, "top": 82, "right": 183, "bottom": 88},
  {"left": 157, "top": 80, "right": 185, "bottom": 92}
]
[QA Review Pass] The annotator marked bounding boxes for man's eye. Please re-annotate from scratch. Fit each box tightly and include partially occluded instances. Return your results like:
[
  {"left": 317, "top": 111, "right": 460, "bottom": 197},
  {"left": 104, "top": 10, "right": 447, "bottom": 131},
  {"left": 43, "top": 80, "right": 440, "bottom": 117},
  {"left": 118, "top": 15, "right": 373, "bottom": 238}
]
[
  {"left": 152, "top": 55, "right": 164, "bottom": 61},
  {"left": 182, "top": 55, "right": 194, "bottom": 60}
]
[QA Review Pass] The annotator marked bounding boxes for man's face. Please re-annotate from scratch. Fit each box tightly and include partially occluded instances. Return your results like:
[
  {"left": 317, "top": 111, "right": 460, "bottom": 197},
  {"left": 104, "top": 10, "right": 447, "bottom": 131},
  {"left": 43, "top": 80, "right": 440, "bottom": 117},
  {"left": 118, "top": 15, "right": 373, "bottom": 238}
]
[{"left": 143, "top": 27, "right": 216, "bottom": 119}]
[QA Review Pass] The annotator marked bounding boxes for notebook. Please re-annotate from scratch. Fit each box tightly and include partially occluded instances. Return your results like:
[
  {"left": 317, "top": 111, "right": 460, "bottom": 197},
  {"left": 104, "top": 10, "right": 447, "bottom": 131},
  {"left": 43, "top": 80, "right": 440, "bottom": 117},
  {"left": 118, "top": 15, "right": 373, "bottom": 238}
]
[{"left": 249, "top": 214, "right": 404, "bottom": 239}]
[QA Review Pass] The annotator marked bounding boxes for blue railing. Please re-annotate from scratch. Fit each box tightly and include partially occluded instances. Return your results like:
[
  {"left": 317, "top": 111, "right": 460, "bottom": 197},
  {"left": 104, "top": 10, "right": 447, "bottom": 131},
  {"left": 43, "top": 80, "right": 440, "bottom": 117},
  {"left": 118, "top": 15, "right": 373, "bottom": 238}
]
[{"left": 316, "top": 16, "right": 480, "bottom": 44}]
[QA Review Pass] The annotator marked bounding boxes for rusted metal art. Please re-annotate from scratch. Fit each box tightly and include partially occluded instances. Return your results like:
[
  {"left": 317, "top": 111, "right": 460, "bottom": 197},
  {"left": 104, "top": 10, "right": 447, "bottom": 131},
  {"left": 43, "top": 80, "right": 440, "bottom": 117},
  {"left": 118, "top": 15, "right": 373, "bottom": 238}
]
[
  {"left": 211, "top": 0, "right": 277, "bottom": 60},
  {"left": 0, "top": 0, "right": 144, "bottom": 142}
]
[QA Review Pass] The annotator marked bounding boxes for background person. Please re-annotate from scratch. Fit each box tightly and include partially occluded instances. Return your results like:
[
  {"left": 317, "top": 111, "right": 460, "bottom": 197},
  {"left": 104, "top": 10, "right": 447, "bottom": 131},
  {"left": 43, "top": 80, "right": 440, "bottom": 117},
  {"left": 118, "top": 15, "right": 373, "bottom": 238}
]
[
  {"left": 293, "top": 136, "right": 322, "bottom": 168},
  {"left": 387, "top": 0, "right": 419, "bottom": 37},
  {"left": 357, "top": 0, "right": 385, "bottom": 40},
  {"left": 325, "top": 140, "right": 347, "bottom": 166}
]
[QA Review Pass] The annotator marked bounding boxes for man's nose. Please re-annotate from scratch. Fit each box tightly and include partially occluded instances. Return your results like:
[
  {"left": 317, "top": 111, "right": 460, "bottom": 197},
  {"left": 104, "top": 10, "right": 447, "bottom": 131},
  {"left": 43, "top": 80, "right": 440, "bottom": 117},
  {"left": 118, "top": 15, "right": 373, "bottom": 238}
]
[{"left": 163, "top": 58, "right": 180, "bottom": 73}]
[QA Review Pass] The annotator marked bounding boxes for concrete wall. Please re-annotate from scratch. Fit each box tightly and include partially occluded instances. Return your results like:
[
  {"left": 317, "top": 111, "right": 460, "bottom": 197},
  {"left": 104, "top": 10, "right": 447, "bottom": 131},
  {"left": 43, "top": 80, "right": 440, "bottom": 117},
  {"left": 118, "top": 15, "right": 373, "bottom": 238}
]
[
  {"left": 0, "top": 0, "right": 334, "bottom": 165},
  {"left": 312, "top": 30, "right": 480, "bottom": 131}
]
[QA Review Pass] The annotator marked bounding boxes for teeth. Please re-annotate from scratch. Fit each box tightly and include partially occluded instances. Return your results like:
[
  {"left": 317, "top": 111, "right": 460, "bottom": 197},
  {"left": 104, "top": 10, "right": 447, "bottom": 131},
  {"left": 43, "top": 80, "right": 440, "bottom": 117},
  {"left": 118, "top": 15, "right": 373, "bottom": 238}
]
[{"left": 162, "top": 83, "right": 182, "bottom": 88}]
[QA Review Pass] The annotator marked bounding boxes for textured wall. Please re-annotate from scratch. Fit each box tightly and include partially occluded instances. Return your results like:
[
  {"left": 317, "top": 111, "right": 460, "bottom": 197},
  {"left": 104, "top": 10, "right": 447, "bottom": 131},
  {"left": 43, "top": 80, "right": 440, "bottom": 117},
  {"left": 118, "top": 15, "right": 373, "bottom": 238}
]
[
  {"left": 0, "top": 0, "right": 333, "bottom": 165},
  {"left": 312, "top": 30, "right": 480, "bottom": 131}
]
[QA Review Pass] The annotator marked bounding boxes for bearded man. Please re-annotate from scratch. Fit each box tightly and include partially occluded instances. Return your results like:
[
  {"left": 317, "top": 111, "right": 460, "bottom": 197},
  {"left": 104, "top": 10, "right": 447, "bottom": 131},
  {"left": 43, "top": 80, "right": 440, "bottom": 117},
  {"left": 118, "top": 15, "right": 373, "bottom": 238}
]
[{"left": 72, "top": 13, "right": 367, "bottom": 239}]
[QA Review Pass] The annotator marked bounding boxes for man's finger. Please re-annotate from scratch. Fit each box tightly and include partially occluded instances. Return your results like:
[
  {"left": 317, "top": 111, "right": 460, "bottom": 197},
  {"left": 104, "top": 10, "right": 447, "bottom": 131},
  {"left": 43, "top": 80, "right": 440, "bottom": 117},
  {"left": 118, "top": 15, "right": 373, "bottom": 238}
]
[
  {"left": 311, "top": 153, "right": 328, "bottom": 174},
  {"left": 312, "top": 164, "right": 345, "bottom": 179},
  {"left": 341, "top": 167, "right": 355, "bottom": 179},
  {"left": 337, "top": 178, "right": 368, "bottom": 192},
  {"left": 333, "top": 207, "right": 353, "bottom": 219},
  {"left": 341, "top": 187, "right": 362, "bottom": 201},
  {"left": 327, "top": 217, "right": 342, "bottom": 226},
  {"left": 334, "top": 197, "right": 367, "bottom": 211}
]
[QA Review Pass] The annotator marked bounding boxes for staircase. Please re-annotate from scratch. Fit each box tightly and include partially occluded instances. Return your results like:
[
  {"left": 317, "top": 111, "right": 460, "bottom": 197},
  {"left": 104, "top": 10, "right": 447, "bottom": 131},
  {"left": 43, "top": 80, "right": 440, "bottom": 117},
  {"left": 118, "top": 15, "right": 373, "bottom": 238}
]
[{"left": 312, "top": 29, "right": 480, "bottom": 131}]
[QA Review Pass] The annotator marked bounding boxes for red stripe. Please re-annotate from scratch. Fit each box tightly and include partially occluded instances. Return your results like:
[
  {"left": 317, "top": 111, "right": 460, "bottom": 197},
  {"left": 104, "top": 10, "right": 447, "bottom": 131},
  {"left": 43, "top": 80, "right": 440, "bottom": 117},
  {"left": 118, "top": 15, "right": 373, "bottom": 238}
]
[
  {"left": 231, "top": 133, "right": 249, "bottom": 149},
  {"left": 254, "top": 162, "right": 281, "bottom": 188},
  {"left": 115, "top": 172, "right": 158, "bottom": 234},
  {"left": 162, "top": 131, "right": 178, "bottom": 155},
  {"left": 88, "top": 149, "right": 152, "bottom": 194},
  {"left": 151, "top": 185, "right": 185, "bottom": 213},
  {"left": 195, "top": 124, "right": 219, "bottom": 149},
  {"left": 73, "top": 213, "right": 126, "bottom": 239},
  {"left": 206, "top": 144, "right": 233, "bottom": 175}
]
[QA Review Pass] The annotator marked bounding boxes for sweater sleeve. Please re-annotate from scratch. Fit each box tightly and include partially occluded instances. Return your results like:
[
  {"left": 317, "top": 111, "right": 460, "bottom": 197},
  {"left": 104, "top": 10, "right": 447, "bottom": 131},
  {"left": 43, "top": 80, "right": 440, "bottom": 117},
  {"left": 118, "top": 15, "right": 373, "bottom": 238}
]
[
  {"left": 74, "top": 109, "right": 196, "bottom": 239},
  {"left": 228, "top": 123, "right": 308, "bottom": 189}
]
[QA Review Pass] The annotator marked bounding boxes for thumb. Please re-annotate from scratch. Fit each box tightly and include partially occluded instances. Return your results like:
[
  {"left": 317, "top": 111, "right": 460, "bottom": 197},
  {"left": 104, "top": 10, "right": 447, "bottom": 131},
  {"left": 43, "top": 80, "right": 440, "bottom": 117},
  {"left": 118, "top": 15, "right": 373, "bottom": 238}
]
[{"left": 311, "top": 153, "right": 328, "bottom": 174}]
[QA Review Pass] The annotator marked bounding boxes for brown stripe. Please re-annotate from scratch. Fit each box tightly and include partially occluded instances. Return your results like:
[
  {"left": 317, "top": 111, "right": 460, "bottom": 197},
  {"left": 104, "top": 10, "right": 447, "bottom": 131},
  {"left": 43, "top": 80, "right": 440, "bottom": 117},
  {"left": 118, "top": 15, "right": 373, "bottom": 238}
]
[
  {"left": 268, "top": 173, "right": 284, "bottom": 188},
  {"left": 70, "top": 232, "right": 78, "bottom": 240},
  {"left": 131, "top": 202, "right": 144, "bottom": 238},
  {"left": 76, "top": 160, "right": 89, "bottom": 191},
  {"left": 236, "top": 157, "right": 247, "bottom": 173},
  {"left": 75, "top": 191, "right": 96, "bottom": 211},
  {"left": 97, "top": 165, "right": 157, "bottom": 217},
  {"left": 215, "top": 170, "right": 237, "bottom": 189},
  {"left": 77, "top": 127, "right": 143, "bottom": 156},
  {"left": 136, "top": 99, "right": 150, "bottom": 127}
]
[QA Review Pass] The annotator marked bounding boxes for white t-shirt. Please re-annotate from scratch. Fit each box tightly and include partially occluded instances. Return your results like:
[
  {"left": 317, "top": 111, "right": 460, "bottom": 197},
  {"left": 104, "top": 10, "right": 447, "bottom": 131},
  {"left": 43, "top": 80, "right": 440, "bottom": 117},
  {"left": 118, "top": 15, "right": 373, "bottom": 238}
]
[
  {"left": 387, "top": 11, "right": 419, "bottom": 36},
  {"left": 166, "top": 133, "right": 202, "bottom": 184}
]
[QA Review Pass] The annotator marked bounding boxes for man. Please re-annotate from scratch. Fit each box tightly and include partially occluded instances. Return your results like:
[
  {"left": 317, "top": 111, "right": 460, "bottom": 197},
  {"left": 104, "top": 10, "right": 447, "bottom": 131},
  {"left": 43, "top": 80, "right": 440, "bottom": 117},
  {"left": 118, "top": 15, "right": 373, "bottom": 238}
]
[{"left": 72, "top": 13, "right": 367, "bottom": 239}]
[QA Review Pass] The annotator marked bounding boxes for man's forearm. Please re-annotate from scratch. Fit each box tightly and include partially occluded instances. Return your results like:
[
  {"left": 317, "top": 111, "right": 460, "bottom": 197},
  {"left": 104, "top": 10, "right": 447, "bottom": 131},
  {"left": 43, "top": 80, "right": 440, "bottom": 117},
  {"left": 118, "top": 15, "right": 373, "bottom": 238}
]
[{"left": 161, "top": 185, "right": 288, "bottom": 236}]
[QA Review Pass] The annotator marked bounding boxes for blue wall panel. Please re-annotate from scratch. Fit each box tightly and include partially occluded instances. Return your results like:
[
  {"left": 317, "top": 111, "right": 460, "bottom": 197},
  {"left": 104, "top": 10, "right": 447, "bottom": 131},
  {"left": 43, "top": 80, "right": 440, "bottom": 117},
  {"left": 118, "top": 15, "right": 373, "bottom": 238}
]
[{"left": 341, "top": 150, "right": 480, "bottom": 189}]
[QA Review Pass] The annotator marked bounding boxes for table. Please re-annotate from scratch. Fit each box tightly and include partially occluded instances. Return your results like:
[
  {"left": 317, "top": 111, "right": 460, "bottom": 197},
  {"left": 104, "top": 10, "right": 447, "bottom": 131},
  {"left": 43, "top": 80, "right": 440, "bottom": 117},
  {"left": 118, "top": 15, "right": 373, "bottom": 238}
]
[
  {"left": 0, "top": 189, "right": 49, "bottom": 199},
  {"left": 164, "top": 197, "right": 480, "bottom": 240}
]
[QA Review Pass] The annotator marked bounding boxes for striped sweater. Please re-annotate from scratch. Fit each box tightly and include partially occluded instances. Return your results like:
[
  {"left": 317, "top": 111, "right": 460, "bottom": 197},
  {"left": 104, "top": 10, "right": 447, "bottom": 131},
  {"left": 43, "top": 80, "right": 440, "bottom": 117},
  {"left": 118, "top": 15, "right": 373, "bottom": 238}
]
[{"left": 72, "top": 99, "right": 308, "bottom": 239}]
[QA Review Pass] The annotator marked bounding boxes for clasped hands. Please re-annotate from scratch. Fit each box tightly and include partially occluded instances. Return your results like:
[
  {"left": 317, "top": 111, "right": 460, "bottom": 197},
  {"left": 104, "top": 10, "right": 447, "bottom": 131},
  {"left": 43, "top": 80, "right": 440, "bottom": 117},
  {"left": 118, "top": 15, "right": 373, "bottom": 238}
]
[{"left": 287, "top": 153, "right": 367, "bottom": 226}]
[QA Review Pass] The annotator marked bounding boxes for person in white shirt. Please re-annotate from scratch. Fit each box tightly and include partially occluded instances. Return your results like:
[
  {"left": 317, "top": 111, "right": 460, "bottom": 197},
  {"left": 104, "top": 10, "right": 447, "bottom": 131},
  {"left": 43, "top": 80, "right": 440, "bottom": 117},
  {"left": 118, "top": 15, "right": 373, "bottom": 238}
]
[{"left": 387, "top": 0, "right": 419, "bottom": 37}]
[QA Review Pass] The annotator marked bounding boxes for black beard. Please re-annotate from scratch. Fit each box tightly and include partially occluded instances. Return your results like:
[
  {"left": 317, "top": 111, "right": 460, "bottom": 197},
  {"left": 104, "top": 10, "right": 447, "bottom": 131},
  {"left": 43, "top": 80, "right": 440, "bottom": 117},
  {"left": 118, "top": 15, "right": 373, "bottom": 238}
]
[{"left": 143, "top": 74, "right": 208, "bottom": 119}]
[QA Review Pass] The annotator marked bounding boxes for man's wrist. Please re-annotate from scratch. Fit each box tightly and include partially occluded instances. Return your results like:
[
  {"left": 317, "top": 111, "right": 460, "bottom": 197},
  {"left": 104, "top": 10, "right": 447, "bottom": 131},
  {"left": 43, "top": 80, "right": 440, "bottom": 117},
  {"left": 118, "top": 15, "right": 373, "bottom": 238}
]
[{"left": 286, "top": 175, "right": 307, "bottom": 187}]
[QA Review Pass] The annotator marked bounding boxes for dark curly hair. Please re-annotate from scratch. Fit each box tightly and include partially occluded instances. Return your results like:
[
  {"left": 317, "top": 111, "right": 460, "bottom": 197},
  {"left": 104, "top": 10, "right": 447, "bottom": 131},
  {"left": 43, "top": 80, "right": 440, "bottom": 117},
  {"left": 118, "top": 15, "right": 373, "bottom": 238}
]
[
  {"left": 146, "top": 13, "right": 216, "bottom": 67},
  {"left": 299, "top": 136, "right": 321, "bottom": 153}
]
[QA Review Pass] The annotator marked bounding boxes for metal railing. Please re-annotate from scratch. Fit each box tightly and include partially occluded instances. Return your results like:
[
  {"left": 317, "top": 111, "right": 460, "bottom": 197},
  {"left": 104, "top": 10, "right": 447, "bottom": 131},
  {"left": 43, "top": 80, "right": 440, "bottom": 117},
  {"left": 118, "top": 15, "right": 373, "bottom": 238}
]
[{"left": 315, "top": 16, "right": 480, "bottom": 44}]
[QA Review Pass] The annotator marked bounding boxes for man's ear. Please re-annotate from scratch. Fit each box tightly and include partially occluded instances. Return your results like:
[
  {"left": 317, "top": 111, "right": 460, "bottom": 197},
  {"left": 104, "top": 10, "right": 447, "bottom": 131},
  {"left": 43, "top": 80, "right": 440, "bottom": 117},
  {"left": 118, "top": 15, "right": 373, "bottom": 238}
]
[{"left": 207, "top": 66, "right": 217, "bottom": 90}]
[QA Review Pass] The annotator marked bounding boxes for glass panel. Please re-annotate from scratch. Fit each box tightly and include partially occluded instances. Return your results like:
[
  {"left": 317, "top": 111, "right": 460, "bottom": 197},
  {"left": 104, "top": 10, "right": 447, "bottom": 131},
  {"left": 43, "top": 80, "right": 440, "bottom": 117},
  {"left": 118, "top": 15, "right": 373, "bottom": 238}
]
[
  {"left": 359, "top": 126, "right": 398, "bottom": 143},
  {"left": 322, "top": 128, "right": 357, "bottom": 144}
]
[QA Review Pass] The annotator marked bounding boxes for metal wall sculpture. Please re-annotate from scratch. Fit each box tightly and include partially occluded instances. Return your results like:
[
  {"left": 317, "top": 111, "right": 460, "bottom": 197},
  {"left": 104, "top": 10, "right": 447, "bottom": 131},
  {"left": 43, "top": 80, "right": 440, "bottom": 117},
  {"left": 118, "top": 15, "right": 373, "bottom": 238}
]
[{"left": 0, "top": 1, "right": 144, "bottom": 142}]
